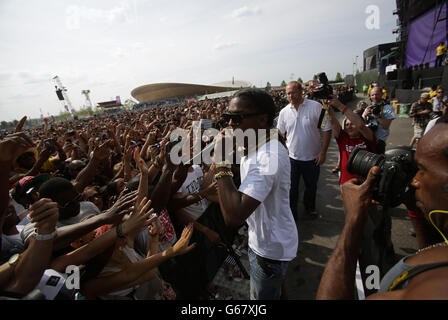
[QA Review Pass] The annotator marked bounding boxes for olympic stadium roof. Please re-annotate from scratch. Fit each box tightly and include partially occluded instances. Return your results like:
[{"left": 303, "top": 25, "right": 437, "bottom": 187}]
[{"left": 131, "top": 81, "right": 251, "bottom": 103}]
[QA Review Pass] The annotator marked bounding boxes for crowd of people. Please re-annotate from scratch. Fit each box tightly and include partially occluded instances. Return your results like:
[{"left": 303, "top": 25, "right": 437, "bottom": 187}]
[{"left": 0, "top": 79, "right": 447, "bottom": 301}]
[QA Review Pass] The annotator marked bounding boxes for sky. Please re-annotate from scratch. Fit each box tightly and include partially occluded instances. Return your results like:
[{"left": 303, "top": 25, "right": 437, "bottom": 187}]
[{"left": 0, "top": 0, "right": 398, "bottom": 122}]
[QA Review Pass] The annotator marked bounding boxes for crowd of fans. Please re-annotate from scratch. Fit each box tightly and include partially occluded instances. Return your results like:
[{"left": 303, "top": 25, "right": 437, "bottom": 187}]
[{"left": 0, "top": 82, "right": 360, "bottom": 300}]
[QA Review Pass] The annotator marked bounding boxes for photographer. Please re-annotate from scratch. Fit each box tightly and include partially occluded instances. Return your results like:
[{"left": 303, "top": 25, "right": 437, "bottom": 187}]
[
  {"left": 362, "top": 86, "right": 396, "bottom": 155},
  {"left": 409, "top": 93, "right": 433, "bottom": 147},
  {"left": 316, "top": 122, "right": 448, "bottom": 300}
]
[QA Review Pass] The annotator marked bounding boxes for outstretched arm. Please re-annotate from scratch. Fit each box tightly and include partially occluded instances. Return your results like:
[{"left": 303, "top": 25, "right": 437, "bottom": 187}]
[
  {"left": 327, "top": 97, "right": 375, "bottom": 142},
  {"left": 1, "top": 199, "right": 58, "bottom": 295},
  {"left": 80, "top": 224, "right": 196, "bottom": 299},
  {"left": 50, "top": 197, "right": 156, "bottom": 273},
  {"left": 73, "top": 140, "right": 112, "bottom": 193}
]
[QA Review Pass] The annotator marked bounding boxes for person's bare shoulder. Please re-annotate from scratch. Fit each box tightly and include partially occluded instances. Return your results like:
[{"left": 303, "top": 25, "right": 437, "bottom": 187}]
[
  {"left": 368, "top": 247, "right": 448, "bottom": 300},
  {"left": 401, "top": 267, "right": 448, "bottom": 299}
]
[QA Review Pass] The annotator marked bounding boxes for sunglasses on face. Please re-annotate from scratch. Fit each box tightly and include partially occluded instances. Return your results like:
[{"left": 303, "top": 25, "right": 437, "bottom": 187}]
[{"left": 221, "top": 112, "right": 265, "bottom": 125}]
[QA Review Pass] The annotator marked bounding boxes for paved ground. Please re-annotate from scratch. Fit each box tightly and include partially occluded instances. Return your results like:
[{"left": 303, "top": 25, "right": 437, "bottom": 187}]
[{"left": 210, "top": 93, "right": 418, "bottom": 300}]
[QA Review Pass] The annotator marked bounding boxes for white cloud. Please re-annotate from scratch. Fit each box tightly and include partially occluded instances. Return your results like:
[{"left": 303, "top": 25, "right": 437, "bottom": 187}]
[
  {"left": 111, "top": 47, "right": 127, "bottom": 59},
  {"left": 214, "top": 41, "right": 239, "bottom": 51},
  {"left": 231, "top": 6, "right": 262, "bottom": 18},
  {"left": 65, "top": 1, "right": 137, "bottom": 30},
  {"left": 0, "top": 0, "right": 398, "bottom": 121}
]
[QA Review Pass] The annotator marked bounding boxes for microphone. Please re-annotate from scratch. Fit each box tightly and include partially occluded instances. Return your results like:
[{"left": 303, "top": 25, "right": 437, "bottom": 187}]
[{"left": 183, "top": 142, "right": 215, "bottom": 167}]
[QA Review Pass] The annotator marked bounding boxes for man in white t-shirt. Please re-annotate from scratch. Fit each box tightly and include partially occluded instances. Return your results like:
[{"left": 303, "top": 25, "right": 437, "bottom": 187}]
[
  {"left": 277, "top": 81, "right": 332, "bottom": 220},
  {"left": 214, "top": 88, "right": 298, "bottom": 300}
]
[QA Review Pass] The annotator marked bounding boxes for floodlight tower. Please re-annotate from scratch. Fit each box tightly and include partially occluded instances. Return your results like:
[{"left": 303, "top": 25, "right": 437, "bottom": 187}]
[
  {"left": 81, "top": 90, "right": 93, "bottom": 109},
  {"left": 53, "top": 76, "right": 75, "bottom": 114}
]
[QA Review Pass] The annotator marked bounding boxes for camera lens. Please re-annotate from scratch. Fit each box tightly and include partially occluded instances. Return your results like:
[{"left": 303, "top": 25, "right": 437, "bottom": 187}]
[{"left": 347, "top": 148, "right": 384, "bottom": 177}]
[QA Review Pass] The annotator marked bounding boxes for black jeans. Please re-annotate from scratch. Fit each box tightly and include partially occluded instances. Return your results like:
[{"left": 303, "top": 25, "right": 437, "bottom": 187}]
[
  {"left": 289, "top": 158, "right": 320, "bottom": 218},
  {"left": 435, "top": 54, "right": 445, "bottom": 67}
]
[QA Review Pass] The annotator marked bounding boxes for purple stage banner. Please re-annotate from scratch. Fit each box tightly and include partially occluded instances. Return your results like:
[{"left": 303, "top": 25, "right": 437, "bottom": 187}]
[{"left": 406, "top": 3, "right": 447, "bottom": 67}]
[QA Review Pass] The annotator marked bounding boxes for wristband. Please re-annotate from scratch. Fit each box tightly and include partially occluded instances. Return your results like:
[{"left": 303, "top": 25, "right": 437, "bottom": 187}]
[
  {"left": 116, "top": 223, "right": 126, "bottom": 239},
  {"left": 33, "top": 229, "right": 57, "bottom": 241},
  {"left": 341, "top": 106, "right": 348, "bottom": 115}
]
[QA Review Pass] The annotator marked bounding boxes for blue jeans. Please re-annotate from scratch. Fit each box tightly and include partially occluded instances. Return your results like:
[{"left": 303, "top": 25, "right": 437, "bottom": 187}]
[
  {"left": 289, "top": 158, "right": 320, "bottom": 218},
  {"left": 248, "top": 247, "right": 289, "bottom": 300}
]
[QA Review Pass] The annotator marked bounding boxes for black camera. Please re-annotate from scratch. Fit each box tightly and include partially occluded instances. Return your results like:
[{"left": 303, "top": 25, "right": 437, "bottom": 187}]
[
  {"left": 347, "top": 147, "right": 417, "bottom": 208},
  {"left": 363, "top": 102, "right": 384, "bottom": 131},
  {"left": 364, "top": 114, "right": 379, "bottom": 131},
  {"left": 370, "top": 103, "right": 384, "bottom": 116},
  {"left": 312, "top": 72, "right": 334, "bottom": 100}
]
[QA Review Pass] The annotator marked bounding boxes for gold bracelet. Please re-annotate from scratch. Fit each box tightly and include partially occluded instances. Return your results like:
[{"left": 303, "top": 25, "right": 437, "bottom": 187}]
[{"left": 215, "top": 170, "right": 234, "bottom": 180}]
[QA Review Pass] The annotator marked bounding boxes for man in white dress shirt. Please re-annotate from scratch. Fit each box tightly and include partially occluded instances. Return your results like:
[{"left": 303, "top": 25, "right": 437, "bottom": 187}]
[{"left": 277, "top": 81, "right": 332, "bottom": 220}]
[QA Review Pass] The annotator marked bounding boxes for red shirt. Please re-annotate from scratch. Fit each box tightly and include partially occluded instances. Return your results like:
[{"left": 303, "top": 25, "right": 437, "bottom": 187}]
[{"left": 336, "top": 130, "right": 377, "bottom": 185}]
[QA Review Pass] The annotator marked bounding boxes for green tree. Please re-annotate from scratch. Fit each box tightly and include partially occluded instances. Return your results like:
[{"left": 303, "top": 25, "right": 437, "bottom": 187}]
[
  {"left": 313, "top": 74, "right": 318, "bottom": 81},
  {"left": 335, "top": 72, "right": 343, "bottom": 82},
  {"left": 266, "top": 82, "right": 272, "bottom": 89},
  {"left": 281, "top": 80, "right": 287, "bottom": 87},
  {"left": 297, "top": 77, "right": 303, "bottom": 84}
]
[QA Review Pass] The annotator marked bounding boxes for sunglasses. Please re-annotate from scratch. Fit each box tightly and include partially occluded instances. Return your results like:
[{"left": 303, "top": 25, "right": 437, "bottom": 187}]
[{"left": 221, "top": 112, "right": 265, "bottom": 125}]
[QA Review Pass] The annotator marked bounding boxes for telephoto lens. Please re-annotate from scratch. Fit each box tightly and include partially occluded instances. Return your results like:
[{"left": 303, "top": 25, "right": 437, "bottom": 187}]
[
  {"left": 347, "top": 146, "right": 417, "bottom": 208},
  {"left": 347, "top": 148, "right": 384, "bottom": 177}
]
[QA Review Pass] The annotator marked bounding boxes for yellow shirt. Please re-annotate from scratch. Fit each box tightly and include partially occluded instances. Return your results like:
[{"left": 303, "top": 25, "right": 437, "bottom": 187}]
[
  {"left": 437, "top": 45, "right": 447, "bottom": 56},
  {"left": 40, "top": 156, "right": 58, "bottom": 172},
  {"left": 382, "top": 89, "right": 387, "bottom": 100}
]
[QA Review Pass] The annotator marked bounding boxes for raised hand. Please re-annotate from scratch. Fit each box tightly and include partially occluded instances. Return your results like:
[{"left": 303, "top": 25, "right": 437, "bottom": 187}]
[
  {"left": 15, "top": 116, "right": 27, "bottom": 133},
  {"left": 103, "top": 190, "right": 138, "bottom": 225},
  {"left": 28, "top": 198, "right": 59, "bottom": 235},
  {"left": 0, "top": 132, "right": 35, "bottom": 163},
  {"left": 121, "top": 197, "right": 155, "bottom": 236},
  {"left": 200, "top": 181, "right": 218, "bottom": 200},
  {"left": 172, "top": 223, "right": 196, "bottom": 256},
  {"left": 93, "top": 139, "right": 112, "bottom": 161},
  {"left": 134, "top": 147, "right": 149, "bottom": 174}
]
